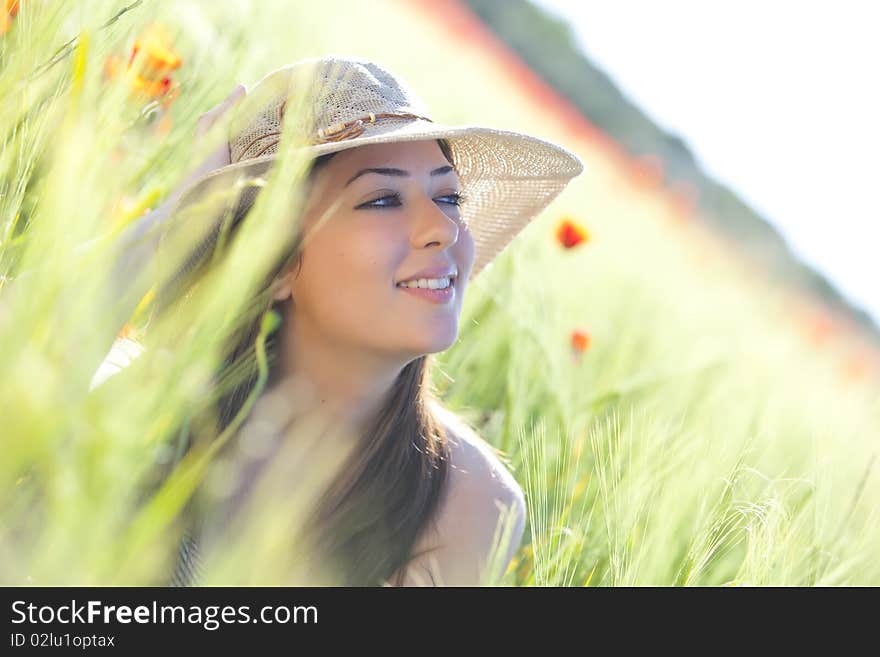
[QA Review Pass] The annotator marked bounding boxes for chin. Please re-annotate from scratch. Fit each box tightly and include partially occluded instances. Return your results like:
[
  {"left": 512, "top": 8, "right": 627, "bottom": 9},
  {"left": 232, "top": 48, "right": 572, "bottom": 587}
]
[{"left": 408, "top": 328, "right": 459, "bottom": 356}]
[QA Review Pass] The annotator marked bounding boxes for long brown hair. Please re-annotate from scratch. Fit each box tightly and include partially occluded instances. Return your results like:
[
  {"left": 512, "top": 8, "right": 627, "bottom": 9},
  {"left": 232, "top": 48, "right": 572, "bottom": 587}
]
[{"left": 154, "top": 139, "right": 458, "bottom": 586}]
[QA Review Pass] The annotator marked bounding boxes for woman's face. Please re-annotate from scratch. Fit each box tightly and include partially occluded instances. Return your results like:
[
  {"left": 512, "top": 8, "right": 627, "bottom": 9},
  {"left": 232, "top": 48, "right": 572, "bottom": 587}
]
[{"left": 274, "top": 139, "right": 475, "bottom": 361}]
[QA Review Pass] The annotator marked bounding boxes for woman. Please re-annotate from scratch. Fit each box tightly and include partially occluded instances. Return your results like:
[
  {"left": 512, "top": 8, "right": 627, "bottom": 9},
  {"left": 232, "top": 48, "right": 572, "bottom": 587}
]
[{"left": 96, "top": 56, "right": 584, "bottom": 586}]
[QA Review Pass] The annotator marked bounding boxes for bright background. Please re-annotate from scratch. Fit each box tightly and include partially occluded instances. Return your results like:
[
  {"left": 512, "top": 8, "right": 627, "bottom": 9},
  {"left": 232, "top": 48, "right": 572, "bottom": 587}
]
[
  {"left": 1, "top": 0, "right": 878, "bottom": 587},
  {"left": 534, "top": 0, "right": 880, "bottom": 324}
]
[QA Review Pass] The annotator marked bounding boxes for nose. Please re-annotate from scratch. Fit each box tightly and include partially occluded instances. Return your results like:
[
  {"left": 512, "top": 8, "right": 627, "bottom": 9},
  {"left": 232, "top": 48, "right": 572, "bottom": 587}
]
[{"left": 411, "top": 189, "right": 460, "bottom": 251}]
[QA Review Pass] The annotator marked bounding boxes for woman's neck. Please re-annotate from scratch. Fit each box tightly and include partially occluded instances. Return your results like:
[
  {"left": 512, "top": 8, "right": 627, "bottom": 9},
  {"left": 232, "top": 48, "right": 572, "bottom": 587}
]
[{"left": 272, "top": 312, "right": 407, "bottom": 437}]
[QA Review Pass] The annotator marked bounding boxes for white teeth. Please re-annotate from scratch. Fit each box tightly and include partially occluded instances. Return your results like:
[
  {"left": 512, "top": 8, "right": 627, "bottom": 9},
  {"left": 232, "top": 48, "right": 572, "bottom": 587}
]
[{"left": 397, "top": 277, "right": 452, "bottom": 289}]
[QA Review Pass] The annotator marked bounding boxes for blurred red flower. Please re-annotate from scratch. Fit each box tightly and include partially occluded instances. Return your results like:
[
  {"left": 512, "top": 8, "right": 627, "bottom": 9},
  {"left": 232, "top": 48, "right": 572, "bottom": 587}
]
[
  {"left": 556, "top": 217, "right": 590, "bottom": 249},
  {"left": 571, "top": 328, "right": 592, "bottom": 354},
  {"left": 1, "top": 0, "right": 19, "bottom": 36},
  {"left": 104, "top": 22, "right": 182, "bottom": 107}
]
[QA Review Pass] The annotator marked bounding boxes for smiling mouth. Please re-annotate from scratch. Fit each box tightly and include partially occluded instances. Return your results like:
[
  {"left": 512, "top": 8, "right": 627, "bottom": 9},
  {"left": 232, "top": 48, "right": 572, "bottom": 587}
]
[
  {"left": 394, "top": 277, "right": 456, "bottom": 304},
  {"left": 395, "top": 275, "right": 457, "bottom": 290}
]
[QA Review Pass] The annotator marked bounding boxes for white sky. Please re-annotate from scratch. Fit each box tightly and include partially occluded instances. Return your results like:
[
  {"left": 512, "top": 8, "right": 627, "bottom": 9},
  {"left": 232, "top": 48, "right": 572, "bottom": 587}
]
[{"left": 531, "top": 0, "right": 879, "bottom": 325}]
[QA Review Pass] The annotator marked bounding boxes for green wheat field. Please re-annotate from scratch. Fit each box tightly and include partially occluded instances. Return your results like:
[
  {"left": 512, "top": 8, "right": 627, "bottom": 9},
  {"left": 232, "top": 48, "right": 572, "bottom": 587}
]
[{"left": 2, "top": 0, "right": 878, "bottom": 586}]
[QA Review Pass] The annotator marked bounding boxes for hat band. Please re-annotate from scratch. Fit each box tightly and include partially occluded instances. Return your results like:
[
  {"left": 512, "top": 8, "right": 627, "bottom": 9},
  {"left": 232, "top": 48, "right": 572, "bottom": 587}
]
[
  {"left": 236, "top": 111, "right": 435, "bottom": 162},
  {"left": 313, "top": 111, "right": 434, "bottom": 144}
]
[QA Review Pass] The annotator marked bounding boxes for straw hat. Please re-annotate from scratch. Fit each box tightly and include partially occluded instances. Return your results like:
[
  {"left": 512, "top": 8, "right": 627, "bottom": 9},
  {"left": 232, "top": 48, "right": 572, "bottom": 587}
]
[{"left": 166, "top": 55, "right": 585, "bottom": 282}]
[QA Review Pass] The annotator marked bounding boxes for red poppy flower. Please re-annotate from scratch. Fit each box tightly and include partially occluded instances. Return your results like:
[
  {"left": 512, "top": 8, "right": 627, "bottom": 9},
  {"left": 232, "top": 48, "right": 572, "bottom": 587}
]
[
  {"left": 104, "top": 22, "right": 182, "bottom": 107},
  {"left": 1, "top": 0, "right": 19, "bottom": 36},
  {"left": 556, "top": 218, "right": 590, "bottom": 249},
  {"left": 129, "top": 23, "right": 182, "bottom": 73},
  {"left": 571, "top": 328, "right": 591, "bottom": 353}
]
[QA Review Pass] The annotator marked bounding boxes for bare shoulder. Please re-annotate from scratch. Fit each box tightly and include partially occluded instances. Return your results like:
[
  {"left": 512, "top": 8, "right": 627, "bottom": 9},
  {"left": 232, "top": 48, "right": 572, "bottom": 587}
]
[
  {"left": 388, "top": 401, "right": 527, "bottom": 586},
  {"left": 433, "top": 402, "right": 525, "bottom": 509}
]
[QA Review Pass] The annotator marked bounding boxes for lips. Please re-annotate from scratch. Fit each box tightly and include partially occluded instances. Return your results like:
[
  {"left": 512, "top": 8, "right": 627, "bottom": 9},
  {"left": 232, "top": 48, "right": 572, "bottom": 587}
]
[
  {"left": 395, "top": 264, "right": 458, "bottom": 286},
  {"left": 396, "top": 279, "right": 456, "bottom": 304},
  {"left": 395, "top": 276, "right": 456, "bottom": 290}
]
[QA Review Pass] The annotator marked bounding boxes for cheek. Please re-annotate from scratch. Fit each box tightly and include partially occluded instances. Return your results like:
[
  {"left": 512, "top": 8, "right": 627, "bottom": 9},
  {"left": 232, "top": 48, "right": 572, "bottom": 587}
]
[{"left": 293, "top": 225, "right": 402, "bottom": 317}]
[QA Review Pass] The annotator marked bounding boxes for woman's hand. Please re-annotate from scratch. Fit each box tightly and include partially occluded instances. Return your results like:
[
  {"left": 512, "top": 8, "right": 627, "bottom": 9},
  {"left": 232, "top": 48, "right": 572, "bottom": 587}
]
[
  {"left": 169, "top": 83, "right": 248, "bottom": 207},
  {"left": 108, "top": 84, "right": 248, "bottom": 332}
]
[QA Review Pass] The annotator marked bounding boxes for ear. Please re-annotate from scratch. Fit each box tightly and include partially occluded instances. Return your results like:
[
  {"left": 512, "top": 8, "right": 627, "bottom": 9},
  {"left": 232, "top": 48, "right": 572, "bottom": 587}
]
[{"left": 271, "top": 270, "right": 293, "bottom": 302}]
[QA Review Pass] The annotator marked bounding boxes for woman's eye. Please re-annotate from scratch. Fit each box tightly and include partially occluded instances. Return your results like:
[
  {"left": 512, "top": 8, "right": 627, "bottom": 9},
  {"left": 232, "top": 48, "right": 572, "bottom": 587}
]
[
  {"left": 439, "top": 192, "right": 467, "bottom": 207},
  {"left": 361, "top": 194, "right": 402, "bottom": 208},
  {"left": 358, "top": 192, "right": 467, "bottom": 209}
]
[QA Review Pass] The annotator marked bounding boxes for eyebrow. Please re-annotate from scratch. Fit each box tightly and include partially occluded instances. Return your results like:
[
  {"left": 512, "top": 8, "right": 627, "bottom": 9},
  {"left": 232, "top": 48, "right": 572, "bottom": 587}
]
[{"left": 344, "top": 165, "right": 456, "bottom": 187}]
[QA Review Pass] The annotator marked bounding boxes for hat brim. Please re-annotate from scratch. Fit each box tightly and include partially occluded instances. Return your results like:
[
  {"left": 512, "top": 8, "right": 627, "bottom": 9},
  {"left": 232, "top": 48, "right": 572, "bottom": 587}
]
[{"left": 166, "top": 120, "right": 585, "bottom": 282}]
